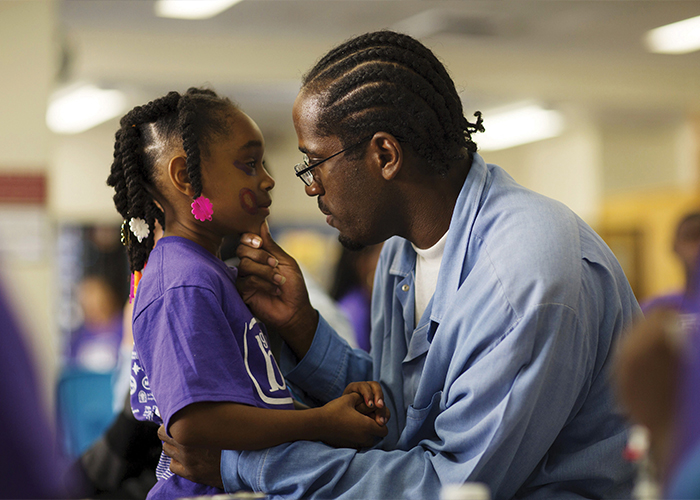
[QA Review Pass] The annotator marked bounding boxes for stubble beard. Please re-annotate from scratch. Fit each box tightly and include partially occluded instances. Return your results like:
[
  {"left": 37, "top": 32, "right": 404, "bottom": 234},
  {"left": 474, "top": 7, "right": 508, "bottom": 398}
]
[
  {"left": 318, "top": 196, "right": 367, "bottom": 250},
  {"left": 338, "top": 234, "right": 366, "bottom": 251}
]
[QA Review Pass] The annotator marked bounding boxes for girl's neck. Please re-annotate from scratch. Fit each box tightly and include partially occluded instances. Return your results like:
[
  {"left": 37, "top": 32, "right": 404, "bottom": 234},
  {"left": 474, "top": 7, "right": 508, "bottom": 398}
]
[{"left": 164, "top": 221, "right": 234, "bottom": 258}]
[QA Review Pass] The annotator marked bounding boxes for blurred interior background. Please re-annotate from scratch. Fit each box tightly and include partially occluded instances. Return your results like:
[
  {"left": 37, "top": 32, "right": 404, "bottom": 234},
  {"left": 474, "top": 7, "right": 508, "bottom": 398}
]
[{"left": 1, "top": 0, "right": 700, "bottom": 452}]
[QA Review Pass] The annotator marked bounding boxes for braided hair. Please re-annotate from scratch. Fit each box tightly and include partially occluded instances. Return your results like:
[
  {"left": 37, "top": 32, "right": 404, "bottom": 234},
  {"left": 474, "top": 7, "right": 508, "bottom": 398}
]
[
  {"left": 107, "top": 87, "right": 235, "bottom": 273},
  {"left": 301, "top": 30, "right": 484, "bottom": 176}
]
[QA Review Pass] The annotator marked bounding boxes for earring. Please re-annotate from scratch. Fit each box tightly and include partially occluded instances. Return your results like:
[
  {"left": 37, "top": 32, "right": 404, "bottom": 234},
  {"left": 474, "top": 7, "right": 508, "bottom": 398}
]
[{"left": 191, "top": 196, "right": 213, "bottom": 222}]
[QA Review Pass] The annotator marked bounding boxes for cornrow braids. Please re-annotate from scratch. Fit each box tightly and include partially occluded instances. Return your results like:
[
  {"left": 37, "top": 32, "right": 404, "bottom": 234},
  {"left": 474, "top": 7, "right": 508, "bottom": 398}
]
[
  {"left": 106, "top": 87, "right": 236, "bottom": 273},
  {"left": 302, "top": 30, "right": 484, "bottom": 176}
]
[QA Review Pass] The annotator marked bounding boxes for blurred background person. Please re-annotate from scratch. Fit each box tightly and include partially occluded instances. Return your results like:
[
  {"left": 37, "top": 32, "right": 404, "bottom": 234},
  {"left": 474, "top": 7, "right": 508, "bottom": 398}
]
[
  {"left": 642, "top": 211, "right": 700, "bottom": 315},
  {"left": 329, "top": 244, "right": 382, "bottom": 352},
  {"left": 65, "top": 274, "right": 124, "bottom": 372},
  {"left": 67, "top": 393, "right": 161, "bottom": 500},
  {"left": 616, "top": 272, "right": 700, "bottom": 498}
]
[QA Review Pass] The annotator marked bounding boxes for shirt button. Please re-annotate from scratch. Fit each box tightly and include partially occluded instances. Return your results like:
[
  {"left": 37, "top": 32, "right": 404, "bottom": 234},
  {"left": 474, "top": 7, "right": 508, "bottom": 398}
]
[{"left": 401, "top": 284, "right": 410, "bottom": 292}]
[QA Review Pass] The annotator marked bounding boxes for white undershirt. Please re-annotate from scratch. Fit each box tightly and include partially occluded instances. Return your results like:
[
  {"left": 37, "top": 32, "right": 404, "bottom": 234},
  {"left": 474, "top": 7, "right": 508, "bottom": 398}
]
[{"left": 411, "top": 230, "right": 448, "bottom": 327}]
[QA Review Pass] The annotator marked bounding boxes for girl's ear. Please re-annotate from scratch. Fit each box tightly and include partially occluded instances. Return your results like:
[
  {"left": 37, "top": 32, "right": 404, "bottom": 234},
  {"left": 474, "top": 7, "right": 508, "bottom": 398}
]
[
  {"left": 369, "top": 132, "right": 402, "bottom": 181},
  {"left": 167, "top": 156, "right": 196, "bottom": 197}
]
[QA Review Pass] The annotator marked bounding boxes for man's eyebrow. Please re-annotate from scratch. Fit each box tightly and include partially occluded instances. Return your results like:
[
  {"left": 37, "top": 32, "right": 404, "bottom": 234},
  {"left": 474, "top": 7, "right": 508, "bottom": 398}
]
[{"left": 239, "top": 140, "right": 263, "bottom": 150}]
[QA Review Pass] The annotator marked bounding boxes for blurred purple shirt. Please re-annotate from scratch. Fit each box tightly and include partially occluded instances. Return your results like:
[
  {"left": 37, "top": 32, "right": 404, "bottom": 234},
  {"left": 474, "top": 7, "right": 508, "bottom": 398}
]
[{"left": 0, "top": 281, "right": 71, "bottom": 498}]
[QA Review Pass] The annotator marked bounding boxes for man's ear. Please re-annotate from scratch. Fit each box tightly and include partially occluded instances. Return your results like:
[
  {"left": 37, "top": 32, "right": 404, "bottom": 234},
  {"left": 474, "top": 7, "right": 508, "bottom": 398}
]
[
  {"left": 369, "top": 132, "right": 402, "bottom": 181},
  {"left": 167, "top": 156, "right": 195, "bottom": 196}
]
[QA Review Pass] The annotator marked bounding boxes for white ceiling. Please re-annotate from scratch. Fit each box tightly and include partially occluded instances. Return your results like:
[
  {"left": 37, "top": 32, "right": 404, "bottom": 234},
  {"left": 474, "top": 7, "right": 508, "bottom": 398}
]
[{"left": 56, "top": 0, "right": 700, "bottom": 138}]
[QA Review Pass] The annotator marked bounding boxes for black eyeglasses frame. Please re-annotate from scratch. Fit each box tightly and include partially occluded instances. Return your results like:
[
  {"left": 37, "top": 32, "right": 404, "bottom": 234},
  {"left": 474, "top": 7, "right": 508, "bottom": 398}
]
[{"left": 294, "top": 135, "right": 373, "bottom": 186}]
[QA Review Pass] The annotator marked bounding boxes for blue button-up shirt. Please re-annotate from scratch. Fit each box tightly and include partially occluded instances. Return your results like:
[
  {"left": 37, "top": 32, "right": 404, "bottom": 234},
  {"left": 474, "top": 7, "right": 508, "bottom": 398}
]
[{"left": 222, "top": 154, "right": 639, "bottom": 499}]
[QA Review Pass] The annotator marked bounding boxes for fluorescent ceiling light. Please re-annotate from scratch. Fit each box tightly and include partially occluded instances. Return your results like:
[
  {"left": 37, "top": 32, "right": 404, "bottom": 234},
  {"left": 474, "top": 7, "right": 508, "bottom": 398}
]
[
  {"left": 155, "top": 0, "right": 243, "bottom": 20},
  {"left": 46, "top": 84, "right": 126, "bottom": 134},
  {"left": 645, "top": 15, "right": 700, "bottom": 54},
  {"left": 477, "top": 102, "right": 564, "bottom": 151}
]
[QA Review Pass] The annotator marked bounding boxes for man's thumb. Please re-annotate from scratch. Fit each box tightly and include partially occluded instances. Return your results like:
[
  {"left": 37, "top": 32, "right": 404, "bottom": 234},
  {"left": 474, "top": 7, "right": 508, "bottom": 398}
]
[{"left": 260, "top": 220, "right": 281, "bottom": 253}]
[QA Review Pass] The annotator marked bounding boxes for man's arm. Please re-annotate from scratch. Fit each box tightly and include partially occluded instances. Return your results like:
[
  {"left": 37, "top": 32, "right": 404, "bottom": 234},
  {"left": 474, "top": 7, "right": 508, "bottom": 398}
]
[
  {"left": 279, "top": 314, "right": 374, "bottom": 406},
  {"left": 220, "top": 305, "right": 632, "bottom": 500}
]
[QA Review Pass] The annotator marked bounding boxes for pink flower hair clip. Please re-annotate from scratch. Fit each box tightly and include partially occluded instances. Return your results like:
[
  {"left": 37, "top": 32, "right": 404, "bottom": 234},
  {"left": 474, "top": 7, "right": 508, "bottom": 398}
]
[{"left": 191, "top": 196, "right": 213, "bottom": 221}]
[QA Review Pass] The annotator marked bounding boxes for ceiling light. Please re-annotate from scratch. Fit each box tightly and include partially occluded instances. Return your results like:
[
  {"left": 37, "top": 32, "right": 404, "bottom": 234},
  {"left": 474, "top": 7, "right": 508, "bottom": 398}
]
[
  {"left": 477, "top": 102, "right": 564, "bottom": 151},
  {"left": 155, "top": 0, "right": 243, "bottom": 20},
  {"left": 46, "top": 84, "right": 126, "bottom": 134},
  {"left": 645, "top": 15, "right": 700, "bottom": 54}
]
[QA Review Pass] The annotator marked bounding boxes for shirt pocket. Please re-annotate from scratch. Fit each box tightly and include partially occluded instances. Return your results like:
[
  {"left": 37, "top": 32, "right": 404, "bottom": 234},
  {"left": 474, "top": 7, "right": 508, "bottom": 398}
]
[{"left": 398, "top": 390, "right": 443, "bottom": 450}]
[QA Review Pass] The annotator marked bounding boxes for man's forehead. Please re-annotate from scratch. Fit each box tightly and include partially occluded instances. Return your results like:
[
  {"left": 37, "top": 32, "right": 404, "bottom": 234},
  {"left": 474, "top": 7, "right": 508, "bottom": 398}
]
[
  {"left": 293, "top": 92, "right": 323, "bottom": 124},
  {"left": 294, "top": 93, "right": 334, "bottom": 153}
]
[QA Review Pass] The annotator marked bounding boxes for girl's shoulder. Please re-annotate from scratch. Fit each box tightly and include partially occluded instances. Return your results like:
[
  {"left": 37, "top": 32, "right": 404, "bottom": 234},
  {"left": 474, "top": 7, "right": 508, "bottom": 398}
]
[{"left": 142, "top": 237, "right": 236, "bottom": 300}]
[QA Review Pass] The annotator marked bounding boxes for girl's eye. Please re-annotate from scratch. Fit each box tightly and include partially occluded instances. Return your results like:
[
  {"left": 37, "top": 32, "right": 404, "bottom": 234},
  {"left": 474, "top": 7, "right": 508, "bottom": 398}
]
[{"left": 234, "top": 160, "right": 258, "bottom": 176}]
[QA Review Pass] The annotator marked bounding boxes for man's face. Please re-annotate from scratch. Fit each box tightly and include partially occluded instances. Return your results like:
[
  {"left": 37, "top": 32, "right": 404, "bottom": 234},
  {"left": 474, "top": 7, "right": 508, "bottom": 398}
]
[{"left": 292, "top": 93, "right": 383, "bottom": 249}]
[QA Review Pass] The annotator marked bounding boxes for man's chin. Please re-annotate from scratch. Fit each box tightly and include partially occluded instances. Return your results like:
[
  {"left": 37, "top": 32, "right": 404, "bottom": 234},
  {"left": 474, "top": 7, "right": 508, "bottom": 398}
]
[{"left": 338, "top": 234, "right": 366, "bottom": 251}]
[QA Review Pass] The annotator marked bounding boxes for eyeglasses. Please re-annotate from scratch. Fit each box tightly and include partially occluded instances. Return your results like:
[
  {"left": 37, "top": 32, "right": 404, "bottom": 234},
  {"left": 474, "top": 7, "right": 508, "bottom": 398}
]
[{"left": 294, "top": 136, "right": 372, "bottom": 186}]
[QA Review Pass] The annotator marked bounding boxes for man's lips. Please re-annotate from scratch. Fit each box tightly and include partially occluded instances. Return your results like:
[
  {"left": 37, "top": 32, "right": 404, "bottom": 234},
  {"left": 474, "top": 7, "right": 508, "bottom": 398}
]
[
  {"left": 317, "top": 198, "right": 331, "bottom": 216},
  {"left": 318, "top": 199, "right": 333, "bottom": 226}
]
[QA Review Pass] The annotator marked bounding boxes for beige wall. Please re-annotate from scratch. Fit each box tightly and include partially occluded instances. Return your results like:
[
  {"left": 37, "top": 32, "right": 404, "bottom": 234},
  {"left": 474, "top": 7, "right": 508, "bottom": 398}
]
[
  {"left": 599, "top": 115, "right": 700, "bottom": 303},
  {"left": 0, "top": 0, "right": 57, "bottom": 407},
  {"left": 483, "top": 106, "right": 603, "bottom": 226}
]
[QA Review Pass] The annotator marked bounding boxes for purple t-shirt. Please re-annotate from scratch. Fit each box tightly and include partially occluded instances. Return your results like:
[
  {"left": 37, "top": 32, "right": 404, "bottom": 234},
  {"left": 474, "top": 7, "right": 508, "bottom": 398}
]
[
  {"left": 130, "top": 236, "right": 294, "bottom": 500},
  {"left": 67, "top": 316, "right": 123, "bottom": 371},
  {"left": 337, "top": 286, "right": 371, "bottom": 352},
  {"left": 640, "top": 291, "right": 683, "bottom": 315}
]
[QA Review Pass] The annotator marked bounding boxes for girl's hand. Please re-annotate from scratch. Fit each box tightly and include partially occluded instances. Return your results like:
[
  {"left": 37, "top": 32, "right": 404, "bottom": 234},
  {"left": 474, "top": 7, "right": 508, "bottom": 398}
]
[
  {"left": 343, "top": 381, "right": 390, "bottom": 426},
  {"left": 236, "top": 221, "right": 318, "bottom": 359},
  {"left": 317, "top": 393, "right": 389, "bottom": 449}
]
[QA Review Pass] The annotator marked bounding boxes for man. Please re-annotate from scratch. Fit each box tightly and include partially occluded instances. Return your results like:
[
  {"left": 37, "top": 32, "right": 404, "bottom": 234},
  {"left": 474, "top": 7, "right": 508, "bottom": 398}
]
[{"left": 161, "top": 30, "right": 639, "bottom": 499}]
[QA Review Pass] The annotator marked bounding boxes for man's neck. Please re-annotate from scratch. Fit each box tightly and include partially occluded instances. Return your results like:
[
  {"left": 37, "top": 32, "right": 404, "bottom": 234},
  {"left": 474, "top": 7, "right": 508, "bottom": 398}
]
[{"left": 406, "top": 154, "right": 471, "bottom": 249}]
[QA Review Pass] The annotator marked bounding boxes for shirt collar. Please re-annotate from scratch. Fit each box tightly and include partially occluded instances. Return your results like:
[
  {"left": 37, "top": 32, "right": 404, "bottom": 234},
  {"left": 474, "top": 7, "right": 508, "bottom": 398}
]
[
  {"left": 429, "top": 153, "right": 489, "bottom": 324},
  {"left": 384, "top": 153, "right": 489, "bottom": 325}
]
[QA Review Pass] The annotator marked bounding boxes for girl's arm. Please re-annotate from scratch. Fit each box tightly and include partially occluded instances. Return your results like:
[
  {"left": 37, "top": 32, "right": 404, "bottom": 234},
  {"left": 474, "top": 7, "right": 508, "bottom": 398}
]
[{"left": 168, "top": 392, "right": 387, "bottom": 450}]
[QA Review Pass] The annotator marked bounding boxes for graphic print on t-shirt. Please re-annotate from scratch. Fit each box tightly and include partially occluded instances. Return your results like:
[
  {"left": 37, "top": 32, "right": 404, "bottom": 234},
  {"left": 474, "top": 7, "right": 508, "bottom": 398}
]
[
  {"left": 130, "top": 316, "right": 293, "bottom": 425},
  {"left": 130, "top": 349, "right": 160, "bottom": 423},
  {"left": 244, "top": 317, "right": 294, "bottom": 405}
]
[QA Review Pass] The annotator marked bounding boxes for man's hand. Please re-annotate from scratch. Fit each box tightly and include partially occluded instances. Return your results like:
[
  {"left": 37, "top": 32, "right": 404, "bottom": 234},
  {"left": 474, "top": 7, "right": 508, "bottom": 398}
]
[
  {"left": 236, "top": 221, "right": 318, "bottom": 358},
  {"left": 317, "top": 393, "right": 389, "bottom": 449},
  {"left": 158, "top": 425, "right": 224, "bottom": 489}
]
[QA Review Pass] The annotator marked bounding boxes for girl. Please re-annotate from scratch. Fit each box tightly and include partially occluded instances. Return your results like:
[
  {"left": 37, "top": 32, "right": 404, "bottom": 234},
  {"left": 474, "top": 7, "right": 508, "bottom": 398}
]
[{"left": 107, "top": 88, "right": 388, "bottom": 500}]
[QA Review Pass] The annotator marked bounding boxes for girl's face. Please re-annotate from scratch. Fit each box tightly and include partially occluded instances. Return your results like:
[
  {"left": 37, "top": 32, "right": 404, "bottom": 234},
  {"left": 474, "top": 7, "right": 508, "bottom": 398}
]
[{"left": 200, "top": 110, "right": 275, "bottom": 237}]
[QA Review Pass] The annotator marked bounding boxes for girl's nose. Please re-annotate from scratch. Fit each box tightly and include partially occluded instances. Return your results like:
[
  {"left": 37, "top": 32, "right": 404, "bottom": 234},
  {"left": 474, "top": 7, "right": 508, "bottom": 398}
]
[{"left": 261, "top": 168, "right": 275, "bottom": 191}]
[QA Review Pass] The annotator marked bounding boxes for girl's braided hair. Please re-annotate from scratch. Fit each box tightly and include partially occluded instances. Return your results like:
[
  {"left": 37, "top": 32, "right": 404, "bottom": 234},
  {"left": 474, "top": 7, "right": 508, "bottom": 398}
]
[
  {"left": 301, "top": 30, "right": 484, "bottom": 176},
  {"left": 106, "top": 87, "right": 235, "bottom": 273}
]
